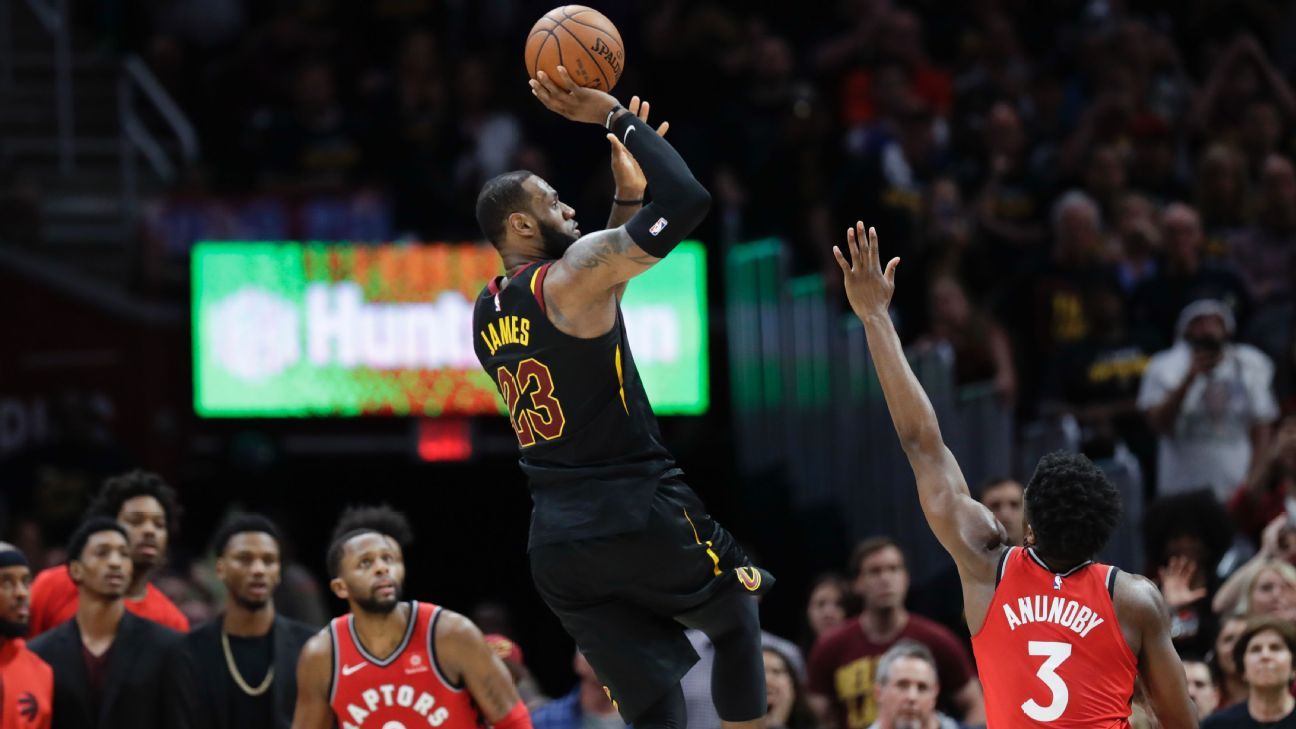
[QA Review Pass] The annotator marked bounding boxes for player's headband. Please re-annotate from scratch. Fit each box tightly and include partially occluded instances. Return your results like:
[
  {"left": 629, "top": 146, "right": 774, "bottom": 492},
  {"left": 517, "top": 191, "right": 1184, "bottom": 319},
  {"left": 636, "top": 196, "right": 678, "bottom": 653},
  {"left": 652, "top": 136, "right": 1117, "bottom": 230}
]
[{"left": 0, "top": 550, "right": 29, "bottom": 569}]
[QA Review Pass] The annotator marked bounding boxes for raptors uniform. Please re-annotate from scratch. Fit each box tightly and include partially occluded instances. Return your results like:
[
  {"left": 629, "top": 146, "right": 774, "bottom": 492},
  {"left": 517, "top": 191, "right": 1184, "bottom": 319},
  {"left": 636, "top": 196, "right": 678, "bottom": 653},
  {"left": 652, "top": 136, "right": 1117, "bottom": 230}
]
[
  {"left": 972, "top": 547, "right": 1138, "bottom": 728},
  {"left": 329, "top": 601, "right": 481, "bottom": 729},
  {"left": 473, "top": 262, "right": 772, "bottom": 722}
]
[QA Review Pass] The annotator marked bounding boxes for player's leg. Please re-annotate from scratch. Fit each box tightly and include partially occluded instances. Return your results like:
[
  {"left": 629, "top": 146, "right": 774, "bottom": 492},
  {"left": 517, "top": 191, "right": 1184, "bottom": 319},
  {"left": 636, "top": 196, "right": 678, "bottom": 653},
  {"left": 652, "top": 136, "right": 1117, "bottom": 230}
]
[
  {"left": 530, "top": 540, "right": 701, "bottom": 727},
  {"left": 677, "top": 588, "right": 768, "bottom": 729},
  {"left": 618, "top": 479, "right": 773, "bottom": 729}
]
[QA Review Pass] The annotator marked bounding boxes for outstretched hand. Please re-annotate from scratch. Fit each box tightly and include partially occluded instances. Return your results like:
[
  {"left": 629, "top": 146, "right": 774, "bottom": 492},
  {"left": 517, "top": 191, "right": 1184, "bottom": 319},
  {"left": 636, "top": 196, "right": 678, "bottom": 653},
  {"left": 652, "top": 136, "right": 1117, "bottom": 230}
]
[
  {"left": 529, "top": 65, "right": 620, "bottom": 125},
  {"left": 1157, "top": 555, "right": 1207, "bottom": 610},
  {"left": 833, "top": 222, "right": 899, "bottom": 320},
  {"left": 607, "top": 96, "right": 668, "bottom": 195}
]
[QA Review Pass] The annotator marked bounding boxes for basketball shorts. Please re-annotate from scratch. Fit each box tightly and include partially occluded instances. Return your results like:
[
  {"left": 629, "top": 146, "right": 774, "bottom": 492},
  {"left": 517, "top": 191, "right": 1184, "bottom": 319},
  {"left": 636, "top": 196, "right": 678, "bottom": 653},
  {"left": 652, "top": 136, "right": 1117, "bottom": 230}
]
[{"left": 528, "top": 478, "right": 774, "bottom": 723}]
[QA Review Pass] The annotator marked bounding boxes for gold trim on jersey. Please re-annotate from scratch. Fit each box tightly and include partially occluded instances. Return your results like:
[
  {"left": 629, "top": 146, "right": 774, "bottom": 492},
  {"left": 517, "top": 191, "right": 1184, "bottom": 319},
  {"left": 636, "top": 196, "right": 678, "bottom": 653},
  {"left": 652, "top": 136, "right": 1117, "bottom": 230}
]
[
  {"left": 614, "top": 345, "right": 628, "bottom": 414},
  {"left": 683, "top": 509, "right": 722, "bottom": 577}
]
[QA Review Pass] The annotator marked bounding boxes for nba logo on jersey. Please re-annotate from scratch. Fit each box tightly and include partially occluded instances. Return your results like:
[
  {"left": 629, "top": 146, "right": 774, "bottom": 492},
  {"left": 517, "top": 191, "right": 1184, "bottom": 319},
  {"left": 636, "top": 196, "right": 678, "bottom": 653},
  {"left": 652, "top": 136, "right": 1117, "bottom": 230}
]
[
  {"left": 1053, "top": 574, "right": 1062, "bottom": 590},
  {"left": 649, "top": 217, "right": 668, "bottom": 236}
]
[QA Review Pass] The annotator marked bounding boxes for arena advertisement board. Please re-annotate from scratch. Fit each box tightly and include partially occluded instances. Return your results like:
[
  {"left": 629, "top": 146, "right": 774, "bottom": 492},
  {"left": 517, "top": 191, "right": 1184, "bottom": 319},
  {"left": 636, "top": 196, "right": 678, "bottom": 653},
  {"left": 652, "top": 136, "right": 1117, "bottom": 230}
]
[{"left": 192, "top": 241, "right": 708, "bottom": 417}]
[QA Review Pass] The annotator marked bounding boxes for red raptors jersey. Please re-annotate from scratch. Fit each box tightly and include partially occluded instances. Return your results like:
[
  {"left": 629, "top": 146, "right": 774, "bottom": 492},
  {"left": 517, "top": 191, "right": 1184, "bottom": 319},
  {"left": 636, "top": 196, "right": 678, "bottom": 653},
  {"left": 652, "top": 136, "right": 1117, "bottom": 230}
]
[
  {"left": 972, "top": 547, "right": 1138, "bottom": 728},
  {"left": 330, "top": 601, "right": 483, "bottom": 729}
]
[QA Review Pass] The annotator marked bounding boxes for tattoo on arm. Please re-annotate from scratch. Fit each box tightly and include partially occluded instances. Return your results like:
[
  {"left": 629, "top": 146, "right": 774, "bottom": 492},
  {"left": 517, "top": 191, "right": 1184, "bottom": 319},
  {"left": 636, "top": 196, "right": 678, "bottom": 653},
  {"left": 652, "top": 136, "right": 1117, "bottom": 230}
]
[{"left": 568, "top": 233, "right": 656, "bottom": 270}]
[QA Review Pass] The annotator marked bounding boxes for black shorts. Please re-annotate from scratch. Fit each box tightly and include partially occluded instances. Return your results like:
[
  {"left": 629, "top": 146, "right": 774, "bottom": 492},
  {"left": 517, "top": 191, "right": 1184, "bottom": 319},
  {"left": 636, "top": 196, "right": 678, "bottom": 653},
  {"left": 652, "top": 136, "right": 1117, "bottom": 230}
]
[{"left": 529, "top": 479, "right": 774, "bottom": 723}]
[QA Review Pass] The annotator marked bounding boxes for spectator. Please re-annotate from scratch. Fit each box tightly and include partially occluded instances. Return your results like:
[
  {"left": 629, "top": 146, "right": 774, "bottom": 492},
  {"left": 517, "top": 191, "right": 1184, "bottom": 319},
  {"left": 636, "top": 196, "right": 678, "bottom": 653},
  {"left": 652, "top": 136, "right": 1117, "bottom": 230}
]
[
  {"left": 1229, "top": 154, "right": 1296, "bottom": 306},
  {"left": 1142, "top": 490, "right": 1234, "bottom": 656},
  {"left": 31, "top": 518, "right": 195, "bottom": 729},
  {"left": 683, "top": 628, "right": 807, "bottom": 729},
  {"left": 1137, "top": 299, "right": 1279, "bottom": 500},
  {"left": 1230, "top": 419, "right": 1296, "bottom": 544},
  {"left": 1130, "top": 202, "right": 1252, "bottom": 352},
  {"left": 915, "top": 274, "right": 1016, "bottom": 403},
  {"left": 978, "top": 478, "right": 1025, "bottom": 547},
  {"left": 256, "top": 60, "right": 368, "bottom": 193},
  {"left": 865, "top": 641, "right": 963, "bottom": 729},
  {"left": 1194, "top": 144, "right": 1251, "bottom": 242},
  {"left": 1213, "top": 614, "right": 1253, "bottom": 710},
  {"left": 28, "top": 471, "right": 189, "bottom": 637},
  {"left": 184, "top": 514, "right": 315, "bottom": 729},
  {"left": 1041, "top": 288, "right": 1155, "bottom": 464},
  {"left": 1184, "top": 655, "right": 1223, "bottom": 721},
  {"left": 807, "top": 538, "right": 982, "bottom": 729},
  {"left": 0, "top": 542, "right": 53, "bottom": 728},
  {"left": 766, "top": 645, "right": 821, "bottom": 729},
  {"left": 1014, "top": 190, "right": 1120, "bottom": 378},
  {"left": 484, "top": 634, "right": 549, "bottom": 710},
  {"left": 1113, "top": 193, "right": 1161, "bottom": 293},
  {"left": 1241, "top": 561, "right": 1296, "bottom": 621},
  {"left": 530, "top": 651, "right": 626, "bottom": 729},
  {"left": 1202, "top": 618, "right": 1296, "bottom": 727},
  {"left": 970, "top": 101, "right": 1046, "bottom": 258},
  {"left": 803, "top": 573, "right": 850, "bottom": 654}
]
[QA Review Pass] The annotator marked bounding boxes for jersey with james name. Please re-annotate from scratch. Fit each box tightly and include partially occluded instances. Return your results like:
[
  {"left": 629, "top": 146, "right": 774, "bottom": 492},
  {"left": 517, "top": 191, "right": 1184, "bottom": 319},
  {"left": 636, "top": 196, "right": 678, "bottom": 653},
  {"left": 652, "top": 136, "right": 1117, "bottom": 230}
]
[
  {"left": 329, "top": 601, "right": 481, "bottom": 729},
  {"left": 972, "top": 547, "right": 1137, "bottom": 728},
  {"left": 472, "top": 261, "right": 682, "bottom": 548}
]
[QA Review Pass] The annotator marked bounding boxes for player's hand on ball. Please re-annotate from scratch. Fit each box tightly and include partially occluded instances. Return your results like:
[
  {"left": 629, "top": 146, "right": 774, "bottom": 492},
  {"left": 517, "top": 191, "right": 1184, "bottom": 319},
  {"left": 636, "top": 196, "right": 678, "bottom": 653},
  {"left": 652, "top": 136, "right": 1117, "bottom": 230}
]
[
  {"left": 607, "top": 96, "right": 668, "bottom": 195},
  {"left": 833, "top": 222, "right": 899, "bottom": 320},
  {"left": 530, "top": 66, "right": 619, "bottom": 125}
]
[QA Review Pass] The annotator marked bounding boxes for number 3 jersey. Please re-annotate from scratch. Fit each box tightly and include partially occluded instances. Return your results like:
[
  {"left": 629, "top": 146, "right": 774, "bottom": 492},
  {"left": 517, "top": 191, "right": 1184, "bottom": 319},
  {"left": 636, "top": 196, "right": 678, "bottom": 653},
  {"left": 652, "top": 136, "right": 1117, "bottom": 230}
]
[
  {"left": 473, "top": 261, "right": 682, "bottom": 548},
  {"left": 972, "top": 547, "right": 1138, "bottom": 728}
]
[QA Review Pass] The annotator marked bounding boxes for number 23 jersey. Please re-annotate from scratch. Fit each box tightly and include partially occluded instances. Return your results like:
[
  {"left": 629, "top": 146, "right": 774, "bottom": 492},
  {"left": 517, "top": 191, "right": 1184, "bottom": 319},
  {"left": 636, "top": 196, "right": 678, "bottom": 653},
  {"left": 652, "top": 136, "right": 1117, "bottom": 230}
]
[
  {"left": 472, "top": 262, "right": 681, "bottom": 548},
  {"left": 971, "top": 547, "right": 1138, "bottom": 728}
]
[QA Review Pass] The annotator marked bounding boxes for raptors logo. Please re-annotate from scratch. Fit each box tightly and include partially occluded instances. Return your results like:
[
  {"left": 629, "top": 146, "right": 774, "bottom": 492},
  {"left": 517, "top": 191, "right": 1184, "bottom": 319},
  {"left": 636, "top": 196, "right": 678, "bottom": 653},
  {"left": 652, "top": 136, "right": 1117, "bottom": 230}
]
[
  {"left": 18, "top": 692, "right": 38, "bottom": 721},
  {"left": 736, "top": 566, "right": 762, "bottom": 592}
]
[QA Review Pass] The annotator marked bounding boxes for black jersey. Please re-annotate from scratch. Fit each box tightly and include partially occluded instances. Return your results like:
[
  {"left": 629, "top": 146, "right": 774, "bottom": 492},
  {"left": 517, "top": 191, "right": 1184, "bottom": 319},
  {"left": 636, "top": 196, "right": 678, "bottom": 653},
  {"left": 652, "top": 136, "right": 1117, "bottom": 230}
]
[{"left": 473, "top": 261, "right": 682, "bottom": 548}]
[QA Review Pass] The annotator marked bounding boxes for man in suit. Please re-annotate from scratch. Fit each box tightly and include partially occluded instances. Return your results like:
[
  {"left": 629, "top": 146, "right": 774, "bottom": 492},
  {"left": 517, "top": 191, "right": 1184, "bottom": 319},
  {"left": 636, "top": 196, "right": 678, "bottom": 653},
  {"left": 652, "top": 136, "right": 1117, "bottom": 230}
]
[
  {"left": 185, "top": 514, "right": 315, "bottom": 729},
  {"left": 30, "top": 518, "right": 195, "bottom": 729}
]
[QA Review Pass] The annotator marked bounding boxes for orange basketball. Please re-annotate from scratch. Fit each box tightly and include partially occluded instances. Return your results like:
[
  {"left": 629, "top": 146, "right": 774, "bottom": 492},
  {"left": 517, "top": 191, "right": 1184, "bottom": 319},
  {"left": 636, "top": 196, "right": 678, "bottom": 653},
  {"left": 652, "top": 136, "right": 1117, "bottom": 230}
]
[{"left": 525, "top": 5, "right": 624, "bottom": 92}]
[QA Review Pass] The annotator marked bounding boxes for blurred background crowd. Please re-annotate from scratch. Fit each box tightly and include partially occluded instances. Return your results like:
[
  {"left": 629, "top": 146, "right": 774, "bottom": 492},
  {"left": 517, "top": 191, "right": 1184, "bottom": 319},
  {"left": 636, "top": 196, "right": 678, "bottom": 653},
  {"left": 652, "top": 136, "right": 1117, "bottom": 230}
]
[{"left": 9, "top": 0, "right": 1296, "bottom": 726}]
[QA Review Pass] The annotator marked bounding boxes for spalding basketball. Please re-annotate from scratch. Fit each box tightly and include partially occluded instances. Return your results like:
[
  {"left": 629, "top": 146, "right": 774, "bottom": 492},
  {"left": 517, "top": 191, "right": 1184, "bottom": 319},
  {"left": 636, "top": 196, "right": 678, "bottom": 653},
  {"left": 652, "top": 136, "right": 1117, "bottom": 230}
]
[{"left": 525, "top": 5, "right": 624, "bottom": 91}]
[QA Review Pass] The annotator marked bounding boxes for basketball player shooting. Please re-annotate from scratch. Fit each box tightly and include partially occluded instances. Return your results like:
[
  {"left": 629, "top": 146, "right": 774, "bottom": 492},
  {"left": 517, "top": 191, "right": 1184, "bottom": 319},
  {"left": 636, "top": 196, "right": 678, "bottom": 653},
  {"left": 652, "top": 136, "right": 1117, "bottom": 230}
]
[
  {"left": 833, "top": 223, "right": 1198, "bottom": 728},
  {"left": 471, "top": 67, "right": 773, "bottom": 729},
  {"left": 290, "top": 506, "right": 531, "bottom": 729}
]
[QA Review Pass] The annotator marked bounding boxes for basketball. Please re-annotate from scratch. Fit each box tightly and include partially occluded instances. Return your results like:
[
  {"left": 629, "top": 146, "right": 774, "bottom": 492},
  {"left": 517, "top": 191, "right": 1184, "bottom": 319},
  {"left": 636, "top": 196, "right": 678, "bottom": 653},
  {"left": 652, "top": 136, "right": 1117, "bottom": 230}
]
[{"left": 525, "top": 6, "right": 624, "bottom": 91}]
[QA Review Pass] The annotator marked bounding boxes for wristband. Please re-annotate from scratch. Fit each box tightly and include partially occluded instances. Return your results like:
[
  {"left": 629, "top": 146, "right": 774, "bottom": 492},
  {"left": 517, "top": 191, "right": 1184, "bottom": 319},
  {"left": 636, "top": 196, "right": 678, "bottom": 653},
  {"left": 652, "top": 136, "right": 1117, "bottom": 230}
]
[
  {"left": 604, "top": 104, "right": 624, "bottom": 129},
  {"left": 492, "top": 701, "right": 533, "bottom": 729},
  {"left": 613, "top": 198, "right": 644, "bottom": 206}
]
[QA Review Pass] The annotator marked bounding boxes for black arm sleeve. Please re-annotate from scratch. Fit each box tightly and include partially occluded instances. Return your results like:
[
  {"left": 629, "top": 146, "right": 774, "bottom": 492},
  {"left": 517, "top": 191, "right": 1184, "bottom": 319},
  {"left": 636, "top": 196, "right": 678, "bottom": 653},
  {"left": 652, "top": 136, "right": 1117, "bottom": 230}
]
[{"left": 609, "top": 110, "right": 712, "bottom": 257}]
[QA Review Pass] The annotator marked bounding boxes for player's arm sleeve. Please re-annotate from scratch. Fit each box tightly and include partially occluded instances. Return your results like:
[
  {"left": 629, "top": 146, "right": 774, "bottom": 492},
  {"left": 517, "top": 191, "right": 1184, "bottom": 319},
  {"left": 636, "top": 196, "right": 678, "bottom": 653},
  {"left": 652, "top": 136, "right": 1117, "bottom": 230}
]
[{"left": 608, "top": 110, "right": 711, "bottom": 258}]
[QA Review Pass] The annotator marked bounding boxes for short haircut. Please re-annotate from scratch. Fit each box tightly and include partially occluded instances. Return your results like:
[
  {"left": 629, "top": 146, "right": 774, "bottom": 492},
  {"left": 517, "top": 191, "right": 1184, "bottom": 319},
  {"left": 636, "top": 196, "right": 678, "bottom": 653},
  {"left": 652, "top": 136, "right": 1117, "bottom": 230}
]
[
  {"left": 326, "top": 504, "right": 414, "bottom": 577},
  {"left": 978, "top": 476, "right": 1022, "bottom": 499},
  {"left": 475, "top": 170, "right": 535, "bottom": 247},
  {"left": 1024, "top": 451, "right": 1121, "bottom": 565},
  {"left": 67, "top": 517, "right": 128, "bottom": 563},
  {"left": 876, "top": 640, "right": 937, "bottom": 687},
  {"left": 1179, "top": 652, "right": 1222, "bottom": 687},
  {"left": 849, "top": 536, "right": 904, "bottom": 577},
  {"left": 212, "top": 513, "right": 283, "bottom": 557},
  {"left": 1233, "top": 618, "right": 1296, "bottom": 679},
  {"left": 87, "top": 470, "right": 181, "bottom": 537}
]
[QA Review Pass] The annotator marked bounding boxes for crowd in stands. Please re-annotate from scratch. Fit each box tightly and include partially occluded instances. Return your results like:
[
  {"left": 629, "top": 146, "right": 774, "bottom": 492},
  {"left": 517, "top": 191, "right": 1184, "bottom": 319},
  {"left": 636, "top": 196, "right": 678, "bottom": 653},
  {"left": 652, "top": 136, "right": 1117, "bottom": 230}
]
[{"left": 11, "top": 0, "right": 1296, "bottom": 726}]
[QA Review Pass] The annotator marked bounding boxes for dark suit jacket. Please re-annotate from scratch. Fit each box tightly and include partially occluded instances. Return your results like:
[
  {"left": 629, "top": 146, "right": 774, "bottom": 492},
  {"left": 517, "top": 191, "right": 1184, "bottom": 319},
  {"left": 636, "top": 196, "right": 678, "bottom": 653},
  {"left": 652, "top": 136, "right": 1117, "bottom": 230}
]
[
  {"left": 184, "top": 613, "right": 316, "bottom": 729},
  {"left": 29, "top": 611, "right": 196, "bottom": 729}
]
